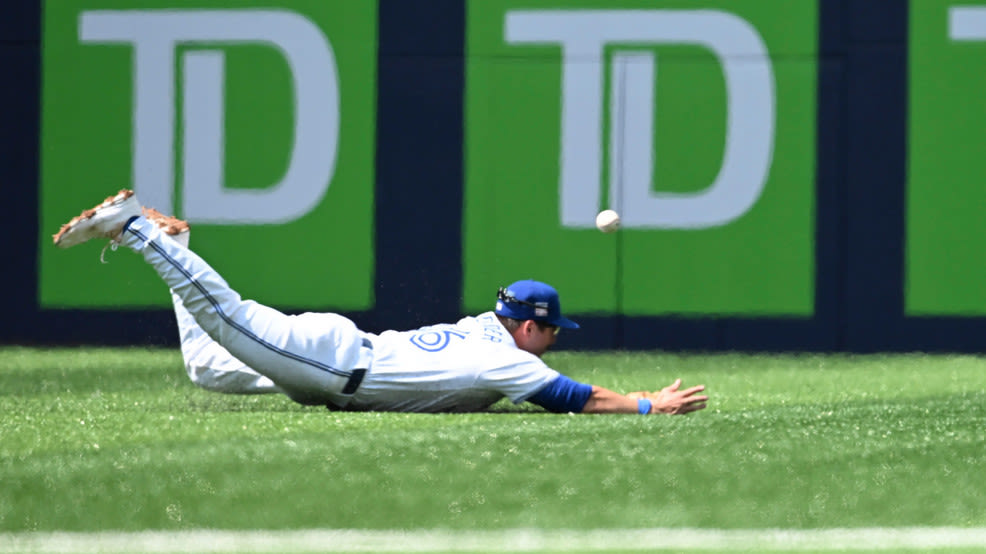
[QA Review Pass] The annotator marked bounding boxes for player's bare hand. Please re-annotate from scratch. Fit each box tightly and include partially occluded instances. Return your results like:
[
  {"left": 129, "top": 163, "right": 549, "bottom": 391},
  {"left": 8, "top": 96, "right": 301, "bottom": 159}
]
[{"left": 644, "top": 379, "right": 708, "bottom": 414}]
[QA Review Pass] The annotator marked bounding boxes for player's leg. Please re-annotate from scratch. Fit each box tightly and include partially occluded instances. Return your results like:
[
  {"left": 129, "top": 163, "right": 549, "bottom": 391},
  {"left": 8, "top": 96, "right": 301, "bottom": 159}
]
[
  {"left": 172, "top": 288, "right": 282, "bottom": 395},
  {"left": 53, "top": 191, "right": 370, "bottom": 407},
  {"left": 144, "top": 209, "right": 282, "bottom": 395},
  {"left": 125, "top": 217, "right": 371, "bottom": 406}
]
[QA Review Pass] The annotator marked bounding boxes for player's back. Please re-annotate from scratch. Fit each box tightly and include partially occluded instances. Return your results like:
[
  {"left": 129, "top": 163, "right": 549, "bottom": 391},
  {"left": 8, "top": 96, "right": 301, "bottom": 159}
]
[{"left": 348, "top": 312, "right": 559, "bottom": 412}]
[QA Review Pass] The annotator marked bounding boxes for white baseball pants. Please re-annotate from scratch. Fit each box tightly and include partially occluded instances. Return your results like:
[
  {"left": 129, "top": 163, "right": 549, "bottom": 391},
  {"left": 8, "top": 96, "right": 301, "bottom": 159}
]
[
  {"left": 121, "top": 217, "right": 372, "bottom": 407},
  {"left": 171, "top": 289, "right": 282, "bottom": 395}
]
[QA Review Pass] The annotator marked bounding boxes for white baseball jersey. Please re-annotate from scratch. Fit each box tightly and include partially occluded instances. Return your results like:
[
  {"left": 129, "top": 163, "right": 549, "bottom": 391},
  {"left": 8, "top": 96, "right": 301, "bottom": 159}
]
[{"left": 349, "top": 312, "right": 561, "bottom": 413}]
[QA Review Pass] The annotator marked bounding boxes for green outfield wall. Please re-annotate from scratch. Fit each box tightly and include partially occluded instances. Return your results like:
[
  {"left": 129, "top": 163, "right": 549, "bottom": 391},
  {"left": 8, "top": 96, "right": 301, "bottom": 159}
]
[
  {"left": 8, "top": 0, "right": 986, "bottom": 351},
  {"left": 907, "top": 1, "right": 986, "bottom": 316}
]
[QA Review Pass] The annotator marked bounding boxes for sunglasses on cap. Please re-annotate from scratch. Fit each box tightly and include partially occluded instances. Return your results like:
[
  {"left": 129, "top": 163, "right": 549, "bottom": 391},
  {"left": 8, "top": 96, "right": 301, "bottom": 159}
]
[{"left": 497, "top": 288, "right": 561, "bottom": 335}]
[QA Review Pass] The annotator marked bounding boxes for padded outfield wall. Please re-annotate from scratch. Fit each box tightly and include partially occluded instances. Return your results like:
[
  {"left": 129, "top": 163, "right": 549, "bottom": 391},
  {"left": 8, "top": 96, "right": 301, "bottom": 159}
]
[{"left": 2, "top": 0, "right": 985, "bottom": 352}]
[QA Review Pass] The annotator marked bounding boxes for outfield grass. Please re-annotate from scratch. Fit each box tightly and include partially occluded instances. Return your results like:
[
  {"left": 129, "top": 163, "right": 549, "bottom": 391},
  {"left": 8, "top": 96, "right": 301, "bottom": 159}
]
[{"left": 1, "top": 346, "right": 984, "bottom": 552}]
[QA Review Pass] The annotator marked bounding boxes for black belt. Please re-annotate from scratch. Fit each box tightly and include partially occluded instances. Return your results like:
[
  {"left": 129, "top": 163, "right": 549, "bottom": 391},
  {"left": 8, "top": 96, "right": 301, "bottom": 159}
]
[
  {"left": 327, "top": 368, "right": 366, "bottom": 411},
  {"left": 342, "top": 368, "right": 366, "bottom": 394},
  {"left": 341, "top": 337, "right": 373, "bottom": 395}
]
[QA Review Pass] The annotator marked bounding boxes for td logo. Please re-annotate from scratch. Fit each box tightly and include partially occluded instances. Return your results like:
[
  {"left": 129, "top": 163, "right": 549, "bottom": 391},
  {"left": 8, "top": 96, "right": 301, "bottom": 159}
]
[
  {"left": 41, "top": 1, "right": 377, "bottom": 310},
  {"left": 506, "top": 10, "right": 775, "bottom": 230},
  {"left": 463, "top": 1, "right": 817, "bottom": 317},
  {"left": 79, "top": 9, "right": 339, "bottom": 224}
]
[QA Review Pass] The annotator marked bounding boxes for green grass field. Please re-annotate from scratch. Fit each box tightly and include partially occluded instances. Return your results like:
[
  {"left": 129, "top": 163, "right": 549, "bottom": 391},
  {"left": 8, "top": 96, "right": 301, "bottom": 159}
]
[{"left": 1, "top": 346, "right": 985, "bottom": 553}]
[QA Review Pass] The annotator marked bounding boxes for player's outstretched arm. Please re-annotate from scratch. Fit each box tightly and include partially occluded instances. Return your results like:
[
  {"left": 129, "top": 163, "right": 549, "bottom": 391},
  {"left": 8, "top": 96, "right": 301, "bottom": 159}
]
[{"left": 582, "top": 379, "right": 708, "bottom": 415}]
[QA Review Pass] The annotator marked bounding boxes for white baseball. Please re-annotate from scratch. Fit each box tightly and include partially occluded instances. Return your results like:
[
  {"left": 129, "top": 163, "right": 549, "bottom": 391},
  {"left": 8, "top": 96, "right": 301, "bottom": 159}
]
[{"left": 595, "top": 209, "right": 621, "bottom": 233}]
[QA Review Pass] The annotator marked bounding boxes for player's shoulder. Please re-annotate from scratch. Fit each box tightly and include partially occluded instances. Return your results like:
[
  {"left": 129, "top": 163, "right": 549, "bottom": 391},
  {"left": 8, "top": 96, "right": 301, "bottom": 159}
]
[{"left": 459, "top": 311, "right": 516, "bottom": 346}]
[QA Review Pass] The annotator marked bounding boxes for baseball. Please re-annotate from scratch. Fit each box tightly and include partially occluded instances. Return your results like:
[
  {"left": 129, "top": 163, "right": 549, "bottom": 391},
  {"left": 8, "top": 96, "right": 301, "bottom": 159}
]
[{"left": 595, "top": 209, "right": 621, "bottom": 233}]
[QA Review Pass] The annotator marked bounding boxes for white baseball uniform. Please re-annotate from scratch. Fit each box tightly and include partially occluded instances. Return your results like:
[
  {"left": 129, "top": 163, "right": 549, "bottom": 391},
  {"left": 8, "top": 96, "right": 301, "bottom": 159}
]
[{"left": 123, "top": 217, "right": 560, "bottom": 412}]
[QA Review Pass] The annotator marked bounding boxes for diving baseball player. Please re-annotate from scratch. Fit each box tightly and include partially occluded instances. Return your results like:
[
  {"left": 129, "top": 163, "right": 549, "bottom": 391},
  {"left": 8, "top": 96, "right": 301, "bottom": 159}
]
[{"left": 53, "top": 190, "right": 708, "bottom": 415}]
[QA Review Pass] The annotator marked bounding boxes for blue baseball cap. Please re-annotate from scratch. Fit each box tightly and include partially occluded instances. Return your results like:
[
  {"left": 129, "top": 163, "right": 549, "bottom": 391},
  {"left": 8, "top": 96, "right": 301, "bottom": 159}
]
[{"left": 494, "top": 280, "right": 580, "bottom": 329}]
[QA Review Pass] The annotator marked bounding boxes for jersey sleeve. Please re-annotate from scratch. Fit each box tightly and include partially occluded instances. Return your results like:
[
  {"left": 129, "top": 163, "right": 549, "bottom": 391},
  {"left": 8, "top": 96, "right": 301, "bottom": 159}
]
[
  {"left": 474, "top": 357, "right": 560, "bottom": 405},
  {"left": 527, "top": 375, "right": 593, "bottom": 413}
]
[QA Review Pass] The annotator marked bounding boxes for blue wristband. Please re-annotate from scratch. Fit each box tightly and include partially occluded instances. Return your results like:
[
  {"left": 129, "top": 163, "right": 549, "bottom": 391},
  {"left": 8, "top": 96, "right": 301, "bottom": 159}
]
[{"left": 637, "top": 398, "right": 652, "bottom": 415}]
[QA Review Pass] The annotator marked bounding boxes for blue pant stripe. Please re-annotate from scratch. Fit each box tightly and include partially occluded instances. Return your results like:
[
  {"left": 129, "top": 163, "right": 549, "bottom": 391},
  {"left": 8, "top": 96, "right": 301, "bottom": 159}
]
[{"left": 132, "top": 226, "right": 350, "bottom": 379}]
